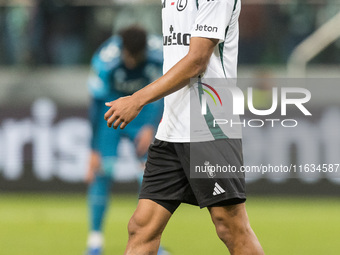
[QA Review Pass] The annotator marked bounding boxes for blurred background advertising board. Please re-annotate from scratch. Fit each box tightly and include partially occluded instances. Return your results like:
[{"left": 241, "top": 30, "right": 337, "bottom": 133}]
[{"left": 0, "top": 0, "right": 340, "bottom": 194}]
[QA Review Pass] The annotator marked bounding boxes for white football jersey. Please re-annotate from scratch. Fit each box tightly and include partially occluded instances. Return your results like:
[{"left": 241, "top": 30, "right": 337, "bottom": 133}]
[{"left": 155, "top": 0, "right": 242, "bottom": 142}]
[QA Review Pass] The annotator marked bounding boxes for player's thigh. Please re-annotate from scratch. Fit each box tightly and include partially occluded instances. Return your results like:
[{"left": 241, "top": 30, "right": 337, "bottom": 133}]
[
  {"left": 129, "top": 199, "right": 173, "bottom": 234},
  {"left": 174, "top": 139, "right": 246, "bottom": 208}
]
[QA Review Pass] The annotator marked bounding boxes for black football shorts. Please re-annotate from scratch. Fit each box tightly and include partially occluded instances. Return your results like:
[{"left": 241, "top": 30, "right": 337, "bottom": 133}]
[{"left": 139, "top": 138, "right": 246, "bottom": 213}]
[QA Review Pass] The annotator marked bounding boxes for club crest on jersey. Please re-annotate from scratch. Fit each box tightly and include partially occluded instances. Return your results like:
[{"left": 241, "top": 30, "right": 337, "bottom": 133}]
[
  {"left": 177, "top": 0, "right": 188, "bottom": 11},
  {"left": 163, "top": 25, "right": 190, "bottom": 46},
  {"left": 162, "top": 0, "right": 188, "bottom": 11}
]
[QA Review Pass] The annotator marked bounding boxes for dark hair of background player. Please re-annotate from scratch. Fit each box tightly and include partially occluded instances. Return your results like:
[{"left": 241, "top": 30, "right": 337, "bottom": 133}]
[{"left": 119, "top": 26, "right": 147, "bottom": 55}]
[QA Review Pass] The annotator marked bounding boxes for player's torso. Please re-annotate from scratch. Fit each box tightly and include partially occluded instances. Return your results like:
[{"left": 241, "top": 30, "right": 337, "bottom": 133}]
[
  {"left": 157, "top": 0, "right": 197, "bottom": 141},
  {"left": 157, "top": 0, "right": 242, "bottom": 142}
]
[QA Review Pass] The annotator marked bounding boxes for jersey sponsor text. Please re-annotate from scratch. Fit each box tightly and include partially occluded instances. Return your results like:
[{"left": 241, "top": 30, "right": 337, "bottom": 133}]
[{"left": 195, "top": 24, "right": 218, "bottom": 33}]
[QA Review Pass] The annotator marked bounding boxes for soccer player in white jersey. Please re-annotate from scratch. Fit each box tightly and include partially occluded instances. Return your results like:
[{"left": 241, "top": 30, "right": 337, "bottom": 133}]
[{"left": 104, "top": 0, "right": 264, "bottom": 254}]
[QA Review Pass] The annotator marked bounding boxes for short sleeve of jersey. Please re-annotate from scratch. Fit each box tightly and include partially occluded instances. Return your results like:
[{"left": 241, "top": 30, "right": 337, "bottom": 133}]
[{"left": 190, "top": 0, "right": 234, "bottom": 42}]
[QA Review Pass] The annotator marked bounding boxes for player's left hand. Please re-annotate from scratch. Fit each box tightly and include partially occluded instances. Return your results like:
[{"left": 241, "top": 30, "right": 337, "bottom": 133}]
[{"left": 104, "top": 95, "right": 143, "bottom": 129}]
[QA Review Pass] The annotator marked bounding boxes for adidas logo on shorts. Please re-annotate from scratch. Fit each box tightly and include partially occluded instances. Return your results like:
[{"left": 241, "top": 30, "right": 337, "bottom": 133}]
[{"left": 213, "top": 182, "right": 225, "bottom": 196}]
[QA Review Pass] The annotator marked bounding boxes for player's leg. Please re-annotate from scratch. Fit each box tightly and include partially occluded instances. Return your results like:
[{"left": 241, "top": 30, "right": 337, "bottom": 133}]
[
  {"left": 127, "top": 138, "right": 187, "bottom": 254},
  {"left": 124, "top": 199, "right": 177, "bottom": 255},
  {"left": 135, "top": 161, "right": 171, "bottom": 255},
  {"left": 175, "top": 139, "right": 264, "bottom": 254},
  {"left": 86, "top": 157, "right": 116, "bottom": 254},
  {"left": 87, "top": 173, "right": 111, "bottom": 253},
  {"left": 208, "top": 202, "right": 264, "bottom": 255}
]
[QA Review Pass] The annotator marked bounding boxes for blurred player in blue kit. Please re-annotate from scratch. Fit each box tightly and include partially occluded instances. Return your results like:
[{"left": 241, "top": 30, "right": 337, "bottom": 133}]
[{"left": 85, "top": 26, "right": 165, "bottom": 255}]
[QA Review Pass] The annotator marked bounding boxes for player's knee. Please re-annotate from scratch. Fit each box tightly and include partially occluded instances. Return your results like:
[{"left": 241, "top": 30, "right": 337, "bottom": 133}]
[
  {"left": 213, "top": 216, "right": 233, "bottom": 243},
  {"left": 127, "top": 215, "right": 142, "bottom": 238},
  {"left": 212, "top": 213, "right": 251, "bottom": 244},
  {"left": 127, "top": 214, "right": 161, "bottom": 241}
]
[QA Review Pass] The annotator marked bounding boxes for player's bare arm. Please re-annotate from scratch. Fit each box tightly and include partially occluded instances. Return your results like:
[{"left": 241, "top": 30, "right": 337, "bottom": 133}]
[{"left": 104, "top": 37, "right": 218, "bottom": 129}]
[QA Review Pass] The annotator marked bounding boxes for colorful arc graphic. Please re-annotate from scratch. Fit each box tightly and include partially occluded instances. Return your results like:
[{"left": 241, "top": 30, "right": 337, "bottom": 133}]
[{"left": 201, "top": 83, "right": 222, "bottom": 106}]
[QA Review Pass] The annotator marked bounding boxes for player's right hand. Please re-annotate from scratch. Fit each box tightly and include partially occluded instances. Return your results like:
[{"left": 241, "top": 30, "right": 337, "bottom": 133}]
[{"left": 104, "top": 95, "right": 143, "bottom": 130}]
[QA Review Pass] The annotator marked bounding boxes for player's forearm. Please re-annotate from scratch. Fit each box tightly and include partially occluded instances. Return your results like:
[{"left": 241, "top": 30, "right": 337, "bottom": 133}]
[
  {"left": 133, "top": 57, "right": 199, "bottom": 105},
  {"left": 132, "top": 37, "right": 218, "bottom": 107}
]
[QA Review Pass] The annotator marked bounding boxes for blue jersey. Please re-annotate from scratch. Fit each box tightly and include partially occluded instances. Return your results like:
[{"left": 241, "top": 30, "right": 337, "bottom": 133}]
[{"left": 88, "top": 35, "right": 163, "bottom": 157}]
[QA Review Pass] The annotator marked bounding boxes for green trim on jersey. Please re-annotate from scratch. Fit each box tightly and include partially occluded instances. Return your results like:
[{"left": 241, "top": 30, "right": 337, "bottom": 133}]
[
  {"left": 218, "top": 26, "right": 229, "bottom": 78},
  {"left": 233, "top": 0, "right": 238, "bottom": 11},
  {"left": 198, "top": 80, "right": 228, "bottom": 140},
  {"left": 218, "top": 0, "right": 238, "bottom": 78}
]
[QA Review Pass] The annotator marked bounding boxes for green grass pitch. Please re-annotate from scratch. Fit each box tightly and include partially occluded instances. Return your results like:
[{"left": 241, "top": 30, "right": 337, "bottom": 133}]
[{"left": 0, "top": 193, "right": 339, "bottom": 255}]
